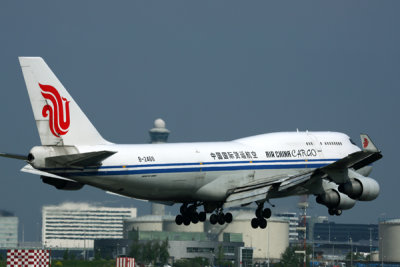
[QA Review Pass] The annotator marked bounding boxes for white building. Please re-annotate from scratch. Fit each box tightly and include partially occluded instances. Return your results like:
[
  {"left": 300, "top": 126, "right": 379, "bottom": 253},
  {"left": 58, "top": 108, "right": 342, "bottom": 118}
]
[
  {"left": 275, "top": 212, "right": 299, "bottom": 241},
  {"left": 0, "top": 211, "right": 18, "bottom": 248},
  {"left": 206, "top": 210, "right": 289, "bottom": 262},
  {"left": 42, "top": 203, "right": 136, "bottom": 249}
]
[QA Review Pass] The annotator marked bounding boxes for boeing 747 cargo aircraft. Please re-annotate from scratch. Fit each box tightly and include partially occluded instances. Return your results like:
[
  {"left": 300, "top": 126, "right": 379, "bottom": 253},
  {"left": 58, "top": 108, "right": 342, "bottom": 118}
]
[{"left": 0, "top": 57, "right": 382, "bottom": 229}]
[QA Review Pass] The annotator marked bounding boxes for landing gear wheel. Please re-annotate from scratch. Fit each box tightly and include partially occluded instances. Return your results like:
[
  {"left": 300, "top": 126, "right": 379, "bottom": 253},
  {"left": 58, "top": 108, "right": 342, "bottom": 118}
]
[
  {"left": 251, "top": 218, "right": 259, "bottom": 229},
  {"left": 224, "top": 212, "right": 233, "bottom": 223},
  {"left": 180, "top": 205, "right": 188, "bottom": 214},
  {"left": 328, "top": 209, "right": 335, "bottom": 216},
  {"left": 199, "top": 211, "right": 207, "bottom": 222},
  {"left": 218, "top": 213, "right": 225, "bottom": 225},
  {"left": 259, "top": 218, "right": 267, "bottom": 229},
  {"left": 263, "top": 208, "right": 272, "bottom": 219},
  {"left": 191, "top": 212, "right": 199, "bottom": 224},
  {"left": 183, "top": 216, "right": 191, "bottom": 226},
  {"left": 175, "top": 215, "right": 183, "bottom": 225},
  {"left": 335, "top": 209, "right": 342, "bottom": 216},
  {"left": 210, "top": 214, "right": 218, "bottom": 225},
  {"left": 256, "top": 208, "right": 263, "bottom": 218},
  {"left": 188, "top": 205, "right": 196, "bottom": 214}
]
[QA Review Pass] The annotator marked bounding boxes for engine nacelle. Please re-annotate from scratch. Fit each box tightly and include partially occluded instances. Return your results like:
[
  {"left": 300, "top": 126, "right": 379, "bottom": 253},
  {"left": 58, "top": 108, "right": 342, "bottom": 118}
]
[
  {"left": 316, "top": 189, "right": 356, "bottom": 210},
  {"left": 41, "top": 176, "right": 84, "bottom": 191},
  {"left": 338, "top": 177, "right": 380, "bottom": 201}
]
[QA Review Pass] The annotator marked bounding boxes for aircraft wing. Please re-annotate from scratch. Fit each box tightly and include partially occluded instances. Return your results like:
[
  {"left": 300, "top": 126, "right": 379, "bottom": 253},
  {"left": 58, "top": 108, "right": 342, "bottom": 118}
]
[
  {"left": 223, "top": 134, "right": 382, "bottom": 208},
  {"left": 223, "top": 171, "right": 314, "bottom": 208},
  {"left": 321, "top": 134, "right": 382, "bottom": 183}
]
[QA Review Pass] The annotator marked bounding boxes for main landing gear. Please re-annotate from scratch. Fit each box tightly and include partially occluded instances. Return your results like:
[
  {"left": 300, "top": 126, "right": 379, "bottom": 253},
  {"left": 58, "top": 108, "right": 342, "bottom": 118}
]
[
  {"left": 175, "top": 203, "right": 207, "bottom": 226},
  {"left": 209, "top": 209, "right": 233, "bottom": 225},
  {"left": 251, "top": 204, "right": 271, "bottom": 229},
  {"left": 328, "top": 208, "right": 342, "bottom": 216},
  {"left": 175, "top": 203, "right": 233, "bottom": 226}
]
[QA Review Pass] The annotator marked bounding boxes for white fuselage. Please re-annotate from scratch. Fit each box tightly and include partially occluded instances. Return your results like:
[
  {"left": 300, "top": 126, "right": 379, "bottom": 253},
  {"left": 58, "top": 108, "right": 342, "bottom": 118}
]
[{"left": 39, "top": 131, "right": 360, "bottom": 202}]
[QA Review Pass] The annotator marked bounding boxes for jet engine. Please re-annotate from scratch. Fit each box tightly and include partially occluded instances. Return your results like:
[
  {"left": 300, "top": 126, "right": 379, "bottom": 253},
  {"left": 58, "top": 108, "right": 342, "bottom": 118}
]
[
  {"left": 338, "top": 177, "right": 379, "bottom": 201},
  {"left": 41, "top": 176, "right": 84, "bottom": 190},
  {"left": 316, "top": 189, "right": 356, "bottom": 210}
]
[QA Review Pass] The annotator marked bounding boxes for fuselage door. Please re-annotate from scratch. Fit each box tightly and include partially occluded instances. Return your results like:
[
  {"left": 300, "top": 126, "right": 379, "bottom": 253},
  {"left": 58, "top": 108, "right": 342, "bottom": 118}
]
[{"left": 308, "top": 132, "right": 324, "bottom": 159}]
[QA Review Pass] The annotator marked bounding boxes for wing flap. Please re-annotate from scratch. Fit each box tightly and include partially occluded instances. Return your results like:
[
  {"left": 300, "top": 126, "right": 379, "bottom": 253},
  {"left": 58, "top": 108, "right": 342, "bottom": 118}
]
[
  {"left": 223, "top": 171, "right": 314, "bottom": 208},
  {"left": 278, "top": 171, "right": 314, "bottom": 192},
  {"left": 223, "top": 185, "right": 271, "bottom": 208}
]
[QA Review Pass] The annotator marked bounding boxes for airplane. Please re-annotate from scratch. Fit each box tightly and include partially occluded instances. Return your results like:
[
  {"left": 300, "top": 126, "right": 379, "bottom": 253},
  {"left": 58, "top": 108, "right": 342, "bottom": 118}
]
[{"left": 0, "top": 57, "right": 382, "bottom": 229}]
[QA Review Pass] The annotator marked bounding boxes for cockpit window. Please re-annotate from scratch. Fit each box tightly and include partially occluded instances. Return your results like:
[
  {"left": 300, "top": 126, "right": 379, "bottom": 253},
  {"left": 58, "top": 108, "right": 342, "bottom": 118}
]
[{"left": 349, "top": 138, "right": 357, "bottom": 145}]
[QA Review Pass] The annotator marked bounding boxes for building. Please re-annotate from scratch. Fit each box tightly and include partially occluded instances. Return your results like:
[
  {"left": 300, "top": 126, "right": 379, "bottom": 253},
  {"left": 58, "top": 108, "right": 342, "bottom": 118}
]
[
  {"left": 305, "top": 218, "right": 379, "bottom": 261},
  {"left": 95, "top": 230, "right": 245, "bottom": 265},
  {"left": 42, "top": 202, "right": 136, "bottom": 249},
  {"left": 310, "top": 221, "right": 378, "bottom": 244},
  {"left": 0, "top": 210, "right": 18, "bottom": 248},
  {"left": 206, "top": 209, "right": 289, "bottom": 262},
  {"left": 379, "top": 218, "right": 400, "bottom": 262},
  {"left": 123, "top": 208, "right": 289, "bottom": 263},
  {"left": 275, "top": 212, "right": 299, "bottom": 242},
  {"left": 149, "top": 118, "right": 170, "bottom": 216}
]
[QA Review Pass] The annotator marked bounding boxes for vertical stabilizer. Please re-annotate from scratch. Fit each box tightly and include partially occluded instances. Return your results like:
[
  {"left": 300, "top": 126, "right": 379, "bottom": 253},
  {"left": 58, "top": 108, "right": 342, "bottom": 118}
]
[{"left": 19, "top": 57, "right": 110, "bottom": 146}]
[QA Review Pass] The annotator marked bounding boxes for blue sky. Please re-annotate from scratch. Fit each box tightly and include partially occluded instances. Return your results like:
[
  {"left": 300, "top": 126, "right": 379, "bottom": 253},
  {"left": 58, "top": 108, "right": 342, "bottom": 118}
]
[{"left": 0, "top": 1, "right": 399, "bottom": 241}]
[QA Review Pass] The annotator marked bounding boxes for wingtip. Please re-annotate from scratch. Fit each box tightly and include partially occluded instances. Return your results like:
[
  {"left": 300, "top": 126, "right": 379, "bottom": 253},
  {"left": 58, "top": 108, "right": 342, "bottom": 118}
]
[{"left": 360, "top": 134, "right": 379, "bottom": 152}]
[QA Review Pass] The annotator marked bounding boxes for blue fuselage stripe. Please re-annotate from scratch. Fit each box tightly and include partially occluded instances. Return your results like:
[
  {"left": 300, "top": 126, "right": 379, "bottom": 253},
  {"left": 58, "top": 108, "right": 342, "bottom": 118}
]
[{"left": 51, "top": 161, "right": 335, "bottom": 177}]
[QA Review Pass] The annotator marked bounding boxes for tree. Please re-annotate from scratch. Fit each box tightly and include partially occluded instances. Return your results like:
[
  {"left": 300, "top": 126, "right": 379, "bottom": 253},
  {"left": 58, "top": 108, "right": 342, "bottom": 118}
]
[
  {"left": 216, "top": 245, "right": 224, "bottom": 266},
  {"left": 94, "top": 249, "right": 102, "bottom": 260},
  {"left": 276, "top": 245, "right": 312, "bottom": 267},
  {"left": 129, "top": 237, "right": 170, "bottom": 265},
  {"left": 159, "top": 239, "right": 170, "bottom": 264},
  {"left": 174, "top": 258, "right": 209, "bottom": 267},
  {"left": 63, "top": 249, "right": 69, "bottom": 261},
  {"left": 345, "top": 251, "right": 366, "bottom": 261},
  {"left": 152, "top": 241, "right": 161, "bottom": 263},
  {"left": 142, "top": 241, "right": 154, "bottom": 263},
  {"left": 69, "top": 252, "right": 76, "bottom": 260}
]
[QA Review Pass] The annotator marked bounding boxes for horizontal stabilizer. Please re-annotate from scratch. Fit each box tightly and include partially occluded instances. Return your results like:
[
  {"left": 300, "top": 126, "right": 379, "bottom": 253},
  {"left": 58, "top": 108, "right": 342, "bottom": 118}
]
[
  {"left": 21, "top": 164, "right": 75, "bottom": 182},
  {"left": 46, "top": 150, "right": 116, "bottom": 167},
  {"left": 0, "top": 152, "right": 27, "bottom": 161}
]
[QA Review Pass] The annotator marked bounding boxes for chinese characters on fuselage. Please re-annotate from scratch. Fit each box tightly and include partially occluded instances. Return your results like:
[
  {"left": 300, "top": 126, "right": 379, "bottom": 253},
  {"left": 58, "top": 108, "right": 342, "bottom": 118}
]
[{"left": 210, "top": 151, "right": 258, "bottom": 160}]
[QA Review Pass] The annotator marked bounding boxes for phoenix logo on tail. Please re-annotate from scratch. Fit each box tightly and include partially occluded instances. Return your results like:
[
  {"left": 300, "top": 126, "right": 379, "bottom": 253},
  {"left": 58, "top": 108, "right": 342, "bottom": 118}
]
[
  {"left": 363, "top": 137, "right": 369, "bottom": 149},
  {"left": 39, "top": 83, "right": 70, "bottom": 137}
]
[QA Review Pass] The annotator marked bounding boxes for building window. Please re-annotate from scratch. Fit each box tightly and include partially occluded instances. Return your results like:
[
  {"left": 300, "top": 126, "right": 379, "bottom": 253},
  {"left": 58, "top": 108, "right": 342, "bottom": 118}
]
[{"left": 187, "top": 247, "right": 215, "bottom": 253}]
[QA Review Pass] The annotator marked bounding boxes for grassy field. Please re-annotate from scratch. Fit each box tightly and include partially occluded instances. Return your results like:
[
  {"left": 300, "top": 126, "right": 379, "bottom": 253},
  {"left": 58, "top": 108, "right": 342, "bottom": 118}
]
[{"left": 0, "top": 259, "right": 116, "bottom": 267}]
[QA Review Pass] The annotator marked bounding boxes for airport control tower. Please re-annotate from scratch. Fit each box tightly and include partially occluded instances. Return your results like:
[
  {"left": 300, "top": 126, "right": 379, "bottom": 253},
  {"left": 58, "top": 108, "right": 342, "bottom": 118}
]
[{"left": 149, "top": 118, "right": 170, "bottom": 215}]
